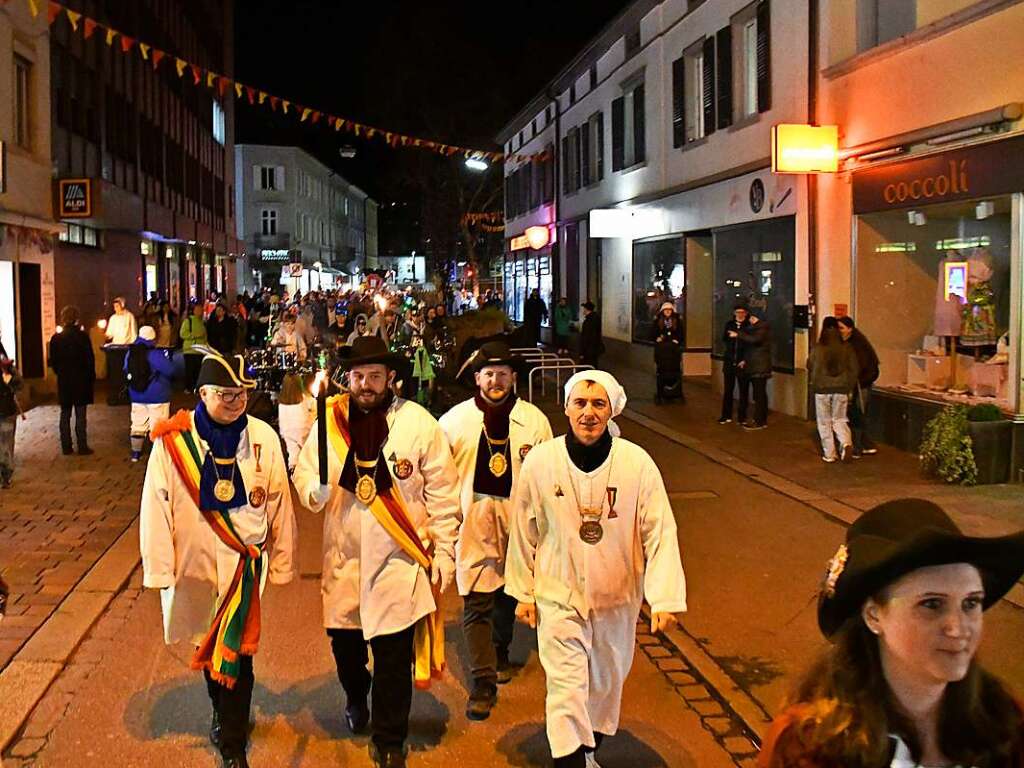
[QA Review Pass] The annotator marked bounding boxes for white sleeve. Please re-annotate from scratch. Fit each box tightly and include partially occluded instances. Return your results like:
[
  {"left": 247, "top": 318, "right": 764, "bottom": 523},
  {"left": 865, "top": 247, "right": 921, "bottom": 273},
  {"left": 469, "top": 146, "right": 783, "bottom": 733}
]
[
  {"left": 139, "top": 439, "right": 176, "bottom": 589},
  {"left": 418, "top": 416, "right": 462, "bottom": 561},
  {"left": 505, "top": 455, "right": 540, "bottom": 604},
  {"left": 265, "top": 439, "right": 298, "bottom": 585},
  {"left": 293, "top": 417, "right": 337, "bottom": 512},
  {"left": 638, "top": 455, "right": 687, "bottom": 614}
]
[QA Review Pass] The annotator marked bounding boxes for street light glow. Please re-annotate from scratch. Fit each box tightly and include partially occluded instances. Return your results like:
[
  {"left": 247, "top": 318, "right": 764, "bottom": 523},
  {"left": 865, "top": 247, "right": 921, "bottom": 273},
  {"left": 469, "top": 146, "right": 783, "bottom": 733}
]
[{"left": 465, "top": 157, "right": 488, "bottom": 172}]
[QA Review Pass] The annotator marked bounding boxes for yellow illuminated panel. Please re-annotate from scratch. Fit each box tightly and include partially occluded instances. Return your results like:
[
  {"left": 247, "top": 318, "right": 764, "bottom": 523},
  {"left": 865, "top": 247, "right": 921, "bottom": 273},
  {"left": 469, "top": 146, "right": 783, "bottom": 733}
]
[{"left": 771, "top": 124, "right": 839, "bottom": 174}]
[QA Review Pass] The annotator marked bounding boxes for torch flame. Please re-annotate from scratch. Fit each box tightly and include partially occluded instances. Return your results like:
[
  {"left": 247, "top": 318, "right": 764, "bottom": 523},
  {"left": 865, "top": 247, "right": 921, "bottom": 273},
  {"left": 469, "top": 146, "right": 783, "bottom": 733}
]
[
  {"left": 97, "top": 319, "right": 107, "bottom": 330},
  {"left": 373, "top": 293, "right": 387, "bottom": 312},
  {"left": 311, "top": 369, "right": 328, "bottom": 397}
]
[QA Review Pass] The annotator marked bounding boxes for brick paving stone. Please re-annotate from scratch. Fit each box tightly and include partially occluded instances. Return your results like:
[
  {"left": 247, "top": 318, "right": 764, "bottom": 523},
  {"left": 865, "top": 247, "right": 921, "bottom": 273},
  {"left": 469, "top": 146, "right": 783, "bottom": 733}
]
[
  {"left": 5, "top": 737, "right": 47, "bottom": 758},
  {"left": 691, "top": 699, "right": 725, "bottom": 717},
  {"left": 636, "top": 633, "right": 659, "bottom": 645},
  {"left": 667, "top": 671, "right": 698, "bottom": 686},
  {"left": 655, "top": 657, "right": 687, "bottom": 672},
  {"left": 19, "top": 691, "right": 74, "bottom": 739},
  {"left": 704, "top": 717, "right": 733, "bottom": 737},
  {"left": 678, "top": 683, "right": 711, "bottom": 699},
  {"left": 722, "top": 736, "right": 757, "bottom": 755},
  {"left": 644, "top": 645, "right": 671, "bottom": 658}
]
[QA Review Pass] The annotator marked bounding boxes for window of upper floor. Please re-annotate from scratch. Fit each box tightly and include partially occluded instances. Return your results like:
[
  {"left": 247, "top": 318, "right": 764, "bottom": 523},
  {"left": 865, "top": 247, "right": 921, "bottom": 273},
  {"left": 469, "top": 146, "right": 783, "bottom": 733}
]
[
  {"left": 14, "top": 55, "right": 32, "bottom": 150},
  {"left": 260, "top": 208, "right": 277, "bottom": 235},
  {"left": 212, "top": 101, "right": 225, "bottom": 146},
  {"left": 612, "top": 74, "right": 645, "bottom": 172},
  {"left": 255, "top": 165, "right": 283, "bottom": 191}
]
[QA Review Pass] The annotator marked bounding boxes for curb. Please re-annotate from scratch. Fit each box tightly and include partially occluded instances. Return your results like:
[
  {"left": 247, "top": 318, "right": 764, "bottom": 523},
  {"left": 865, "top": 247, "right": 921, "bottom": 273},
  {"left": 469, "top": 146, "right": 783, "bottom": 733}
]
[
  {"left": 0, "top": 519, "right": 141, "bottom": 753},
  {"left": 621, "top": 407, "right": 1024, "bottom": 612}
]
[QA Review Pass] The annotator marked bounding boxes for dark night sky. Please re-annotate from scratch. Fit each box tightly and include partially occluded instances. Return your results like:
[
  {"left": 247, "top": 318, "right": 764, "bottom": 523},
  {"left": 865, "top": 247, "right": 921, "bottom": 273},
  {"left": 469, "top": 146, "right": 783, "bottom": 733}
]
[{"left": 234, "top": 0, "right": 628, "bottom": 200}]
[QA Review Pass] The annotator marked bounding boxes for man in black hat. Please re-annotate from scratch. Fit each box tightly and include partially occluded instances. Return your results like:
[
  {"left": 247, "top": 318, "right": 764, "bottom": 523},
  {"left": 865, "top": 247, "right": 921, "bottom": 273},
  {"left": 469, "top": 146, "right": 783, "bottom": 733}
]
[
  {"left": 438, "top": 341, "right": 553, "bottom": 721},
  {"left": 579, "top": 301, "right": 603, "bottom": 368},
  {"left": 294, "top": 335, "right": 461, "bottom": 768},
  {"left": 140, "top": 351, "right": 297, "bottom": 768}
]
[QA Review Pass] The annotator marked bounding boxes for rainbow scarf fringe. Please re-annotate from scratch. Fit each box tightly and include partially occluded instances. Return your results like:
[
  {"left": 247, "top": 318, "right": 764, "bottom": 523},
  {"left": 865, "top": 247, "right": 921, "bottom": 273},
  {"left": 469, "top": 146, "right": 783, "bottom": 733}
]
[
  {"left": 153, "top": 410, "right": 264, "bottom": 689},
  {"left": 327, "top": 395, "right": 445, "bottom": 689}
]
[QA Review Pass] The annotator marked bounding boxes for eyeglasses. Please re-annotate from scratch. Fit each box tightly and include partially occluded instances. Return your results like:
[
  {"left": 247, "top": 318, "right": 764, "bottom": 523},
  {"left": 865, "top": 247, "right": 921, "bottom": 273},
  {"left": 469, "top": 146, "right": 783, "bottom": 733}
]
[{"left": 211, "top": 388, "right": 248, "bottom": 404}]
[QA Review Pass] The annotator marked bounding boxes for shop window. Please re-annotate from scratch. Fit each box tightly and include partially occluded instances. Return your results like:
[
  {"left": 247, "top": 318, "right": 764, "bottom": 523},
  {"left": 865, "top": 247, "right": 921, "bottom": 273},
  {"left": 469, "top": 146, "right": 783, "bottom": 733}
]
[
  {"left": 857, "top": 0, "right": 915, "bottom": 52},
  {"left": 855, "top": 197, "right": 1012, "bottom": 409},
  {"left": 58, "top": 223, "right": 101, "bottom": 248},
  {"left": 712, "top": 217, "right": 796, "bottom": 370},
  {"left": 633, "top": 237, "right": 685, "bottom": 344},
  {"left": 212, "top": 101, "right": 225, "bottom": 146},
  {"left": 14, "top": 55, "right": 31, "bottom": 149}
]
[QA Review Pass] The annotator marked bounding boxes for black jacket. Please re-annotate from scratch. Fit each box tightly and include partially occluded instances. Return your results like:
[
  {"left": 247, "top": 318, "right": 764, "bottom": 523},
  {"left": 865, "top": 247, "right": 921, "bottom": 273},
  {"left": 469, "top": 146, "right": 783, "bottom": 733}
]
[
  {"left": 846, "top": 328, "right": 880, "bottom": 387},
  {"left": 0, "top": 365, "right": 22, "bottom": 419},
  {"left": 206, "top": 315, "right": 238, "bottom": 356},
  {"left": 579, "top": 312, "right": 603, "bottom": 359},
  {"left": 721, "top": 319, "right": 749, "bottom": 368},
  {"left": 48, "top": 326, "right": 96, "bottom": 406},
  {"left": 651, "top": 313, "right": 684, "bottom": 345},
  {"left": 738, "top": 319, "right": 773, "bottom": 378},
  {"left": 524, "top": 296, "right": 548, "bottom": 328}
]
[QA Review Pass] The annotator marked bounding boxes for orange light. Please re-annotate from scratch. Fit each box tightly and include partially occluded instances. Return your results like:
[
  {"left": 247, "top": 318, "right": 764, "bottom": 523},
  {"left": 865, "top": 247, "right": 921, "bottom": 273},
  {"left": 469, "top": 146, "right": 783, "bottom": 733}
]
[
  {"left": 771, "top": 124, "right": 839, "bottom": 174},
  {"left": 525, "top": 225, "right": 550, "bottom": 250}
]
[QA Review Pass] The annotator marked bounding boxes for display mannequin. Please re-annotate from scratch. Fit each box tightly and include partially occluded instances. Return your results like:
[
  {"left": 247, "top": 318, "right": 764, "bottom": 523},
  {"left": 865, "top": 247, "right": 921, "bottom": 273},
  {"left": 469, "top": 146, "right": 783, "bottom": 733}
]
[{"left": 961, "top": 248, "right": 998, "bottom": 348}]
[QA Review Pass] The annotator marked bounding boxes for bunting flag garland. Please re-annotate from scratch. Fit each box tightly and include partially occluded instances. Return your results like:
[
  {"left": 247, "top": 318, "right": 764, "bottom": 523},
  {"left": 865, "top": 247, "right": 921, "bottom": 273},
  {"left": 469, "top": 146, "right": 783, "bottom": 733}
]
[
  {"left": 37, "top": 0, "right": 545, "bottom": 165},
  {"left": 461, "top": 211, "right": 505, "bottom": 226}
]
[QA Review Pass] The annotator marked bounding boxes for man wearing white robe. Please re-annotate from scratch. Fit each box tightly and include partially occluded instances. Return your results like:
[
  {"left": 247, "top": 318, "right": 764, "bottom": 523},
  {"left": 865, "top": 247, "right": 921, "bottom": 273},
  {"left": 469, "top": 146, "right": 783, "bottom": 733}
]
[
  {"left": 438, "top": 341, "right": 553, "bottom": 721},
  {"left": 506, "top": 370, "right": 686, "bottom": 767}
]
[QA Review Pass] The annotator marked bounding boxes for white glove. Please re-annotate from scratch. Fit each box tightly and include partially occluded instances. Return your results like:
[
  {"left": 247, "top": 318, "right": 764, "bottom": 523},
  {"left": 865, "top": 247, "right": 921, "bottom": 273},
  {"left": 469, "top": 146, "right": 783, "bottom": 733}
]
[
  {"left": 308, "top": 483, "right": 332, "bottom": 508},
  {"left": 430, "top": 555, "right": 454, "bottom": 595}
]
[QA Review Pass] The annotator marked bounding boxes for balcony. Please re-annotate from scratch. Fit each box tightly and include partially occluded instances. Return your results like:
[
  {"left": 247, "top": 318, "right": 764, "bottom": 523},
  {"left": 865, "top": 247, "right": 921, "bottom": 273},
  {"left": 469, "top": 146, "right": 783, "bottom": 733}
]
[{"left": 253, "top": 232, "right": 292, "bottom": 250}]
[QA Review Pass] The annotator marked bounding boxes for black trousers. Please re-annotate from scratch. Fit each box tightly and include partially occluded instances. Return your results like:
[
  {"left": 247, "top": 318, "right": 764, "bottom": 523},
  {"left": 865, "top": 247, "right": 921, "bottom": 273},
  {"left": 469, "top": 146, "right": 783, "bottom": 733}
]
[
  {"left": 553, "top": 733, "right": 607, "bottom": 767},
  {"left": 750, "top": 378, "right": 769, "bottom": 426},
  {"left": 328, "top": 625, "right": 415, "bottom": 751},
  {"left": 720, "top": 366, "right": 749, "bottom": 422},
  {"left": 204, "top": 656, "right": 255, "bottom": 757},
  {"left": 848, "top": 384, "right": 876, "bottom": 451},
  {"left": 59, "top": 405, "right": 88, "bottom": 450},
  {"left": 463, "top": 587, "right": 517, "bottom": 686}
]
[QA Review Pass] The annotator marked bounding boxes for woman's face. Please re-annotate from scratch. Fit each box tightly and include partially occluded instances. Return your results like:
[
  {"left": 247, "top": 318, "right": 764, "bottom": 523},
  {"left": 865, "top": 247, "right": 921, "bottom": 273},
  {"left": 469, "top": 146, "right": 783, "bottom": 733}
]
[{"left": 865, "top": 563, "right": 985, "bottom": 687}]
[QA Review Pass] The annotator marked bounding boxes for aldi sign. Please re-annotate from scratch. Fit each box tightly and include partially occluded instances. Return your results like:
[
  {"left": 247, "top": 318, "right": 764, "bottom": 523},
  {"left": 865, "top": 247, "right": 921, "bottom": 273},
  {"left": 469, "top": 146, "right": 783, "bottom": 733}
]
[{"left": 58, "top": 178, "right": 93, "bottom": 218}]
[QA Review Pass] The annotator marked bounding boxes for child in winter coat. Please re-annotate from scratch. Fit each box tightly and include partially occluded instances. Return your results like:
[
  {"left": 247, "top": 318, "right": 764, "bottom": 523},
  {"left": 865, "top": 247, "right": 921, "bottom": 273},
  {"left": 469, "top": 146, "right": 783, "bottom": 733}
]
[
  {"left": 277, "top": 373, "right": 315, "bottom": 473},
  {"left": 808, "top": 323, "right": 859, "bottom": 462},
  {"left": 124, "top": 326, "right": 176, "bottom": 462}
]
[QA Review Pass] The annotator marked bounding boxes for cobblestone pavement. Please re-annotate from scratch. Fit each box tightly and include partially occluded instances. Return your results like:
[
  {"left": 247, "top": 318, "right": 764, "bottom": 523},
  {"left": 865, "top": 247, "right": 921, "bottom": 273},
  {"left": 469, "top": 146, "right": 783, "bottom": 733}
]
[{"left": 0, "top": 402, "right": 144, "bottom": 671}]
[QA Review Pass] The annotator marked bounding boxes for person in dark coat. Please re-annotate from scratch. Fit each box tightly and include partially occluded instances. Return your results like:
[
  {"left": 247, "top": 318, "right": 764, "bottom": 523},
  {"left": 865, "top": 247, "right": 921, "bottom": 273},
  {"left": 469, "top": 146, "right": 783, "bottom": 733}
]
[
  {"left": 719, "top": 303, "right": 750, "bottom": 424},
  {"left": 651, "top": 301, "right": 685, "bottom": 404},
  {"left": 579, "top": 301, "right": 603, "bottom": 368},
  {"left": 205, "top": 302, "right": 238, "bottom": 357},
  {"left": 48, "top": 305, "right": 96, "bottom": 455},
  {"left": 737, "top": 311, "right": 772, "bottom": 431},
  {"left": 523, "top": 289, "right": 548, "bottom": 348},
  {"left": 0, "top": 354, "right": 23, "bottom": 488},
  {"left": 837, "top": 316, "right": 880, "bottom": 458}
]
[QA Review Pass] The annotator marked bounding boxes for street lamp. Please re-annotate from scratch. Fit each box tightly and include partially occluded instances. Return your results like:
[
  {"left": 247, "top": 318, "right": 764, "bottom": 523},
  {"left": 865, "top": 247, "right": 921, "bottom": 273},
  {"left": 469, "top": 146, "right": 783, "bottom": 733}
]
[{"left": 465, "top": 156, "right": 488, "bottom": 172}]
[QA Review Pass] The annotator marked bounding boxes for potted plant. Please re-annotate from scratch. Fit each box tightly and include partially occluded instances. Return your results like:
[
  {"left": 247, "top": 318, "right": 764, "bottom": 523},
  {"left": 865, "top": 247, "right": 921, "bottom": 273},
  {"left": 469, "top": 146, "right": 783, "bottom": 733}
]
[
  {"left": 919, "top": 405, "right": 977, "bottom": 486},
  {"left": 966, "top": 403, "right": 1012, "bottom": 485}
]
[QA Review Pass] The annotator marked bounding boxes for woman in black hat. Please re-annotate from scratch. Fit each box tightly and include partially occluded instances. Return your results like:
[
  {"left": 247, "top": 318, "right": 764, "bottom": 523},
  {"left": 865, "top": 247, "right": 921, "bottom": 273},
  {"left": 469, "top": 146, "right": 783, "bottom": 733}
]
[{"left": 761, "top": 498, "right": 1024, "bottom": 768}]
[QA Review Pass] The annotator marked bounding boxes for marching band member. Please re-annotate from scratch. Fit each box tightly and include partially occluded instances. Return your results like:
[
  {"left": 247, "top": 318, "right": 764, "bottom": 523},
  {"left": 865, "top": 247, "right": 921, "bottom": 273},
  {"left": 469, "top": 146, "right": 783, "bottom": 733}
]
[
  {"left": 506, "top": 370, "right": 686, "bottom": 767},
  {"left": 437, "top": 341, "right": 553, "bottom": 720},
  {"left": 293, "top": 336, "right": 461, "bottom": 768},
  {"left": 140, "top": 352, "right": 297, "bottom": 768},
  {"left": 270, "top": 313, "right": 307, "bottom": 361}
]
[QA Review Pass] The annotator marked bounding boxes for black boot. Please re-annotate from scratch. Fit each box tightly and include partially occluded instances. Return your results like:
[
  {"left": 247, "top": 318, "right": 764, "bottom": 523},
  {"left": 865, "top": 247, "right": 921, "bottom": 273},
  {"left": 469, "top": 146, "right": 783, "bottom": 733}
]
[
  {"left": 220, "top": 751, "right": 249, "bottom": 768},
  {"left": 466, "top": 679, "right": 498, "bottom": 721},
  {"left": 495, "top": 651, "right": 513, "bottom": 685},
  {"left": 345, "top": 697, "right": 370, "bottom": 734},
  {"left": 369, "top": 743, "right": 407, "bottom": 767},
  {"left": 210, "top": 710, "right": 222, "bottom": 747}
]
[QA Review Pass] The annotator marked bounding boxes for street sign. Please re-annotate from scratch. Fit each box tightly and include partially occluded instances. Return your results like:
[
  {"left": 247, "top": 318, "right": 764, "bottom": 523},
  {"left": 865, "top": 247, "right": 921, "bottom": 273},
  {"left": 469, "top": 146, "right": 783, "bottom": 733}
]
[
  {"left": 58, "top": 178, "right": 93, "bottom": 218},
  {"left": 288, "top": 262, "right": 303, "bottom": 277}
]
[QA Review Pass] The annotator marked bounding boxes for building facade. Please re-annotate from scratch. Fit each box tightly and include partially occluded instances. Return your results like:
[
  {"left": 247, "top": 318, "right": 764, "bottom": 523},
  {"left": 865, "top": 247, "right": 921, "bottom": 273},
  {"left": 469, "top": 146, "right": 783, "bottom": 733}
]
[
  {"left": 234, "top": 143, "right": 373, "bottom": 294},
  {"left": 0, "top": 0, "right": 59, "bottom": 380},
  {"left": 50, "top": 0, "right": 241, "bottom": 327},
  {"left": 815, "top": 0, "right": 1024, "bottom": 476},
  {"left": 499, "top": 0, "right": 813, "bottom": 416}
]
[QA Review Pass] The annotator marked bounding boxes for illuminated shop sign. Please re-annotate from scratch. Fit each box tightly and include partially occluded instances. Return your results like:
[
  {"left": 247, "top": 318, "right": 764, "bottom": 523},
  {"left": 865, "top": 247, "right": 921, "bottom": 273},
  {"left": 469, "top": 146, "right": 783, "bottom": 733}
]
[
  {"left": 771, "top": 125, "right": 839, "bottom": 174},
  {"left": 58, "top": 178, "right": 93, "bottom": 218}
]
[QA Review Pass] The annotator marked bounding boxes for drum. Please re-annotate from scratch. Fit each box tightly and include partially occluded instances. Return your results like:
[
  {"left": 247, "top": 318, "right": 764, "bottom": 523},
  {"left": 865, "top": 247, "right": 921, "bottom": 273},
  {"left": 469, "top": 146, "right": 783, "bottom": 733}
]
[
  {"left": 277, "top": 351, "right": 298, "bottom": 370},
  {"left": 246, "top": 348, "right": 274, "bottom": 371}
]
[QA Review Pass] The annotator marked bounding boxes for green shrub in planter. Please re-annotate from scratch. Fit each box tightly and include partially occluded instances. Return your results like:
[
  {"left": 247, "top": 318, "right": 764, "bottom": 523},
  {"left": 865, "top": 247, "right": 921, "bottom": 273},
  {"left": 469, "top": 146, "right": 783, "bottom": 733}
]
[
  {"left": 919, "top": 405, "right": 977, "bottom": 486},
  {"left": 967, "top": 403, "right": 1003, "bottom": 422}
]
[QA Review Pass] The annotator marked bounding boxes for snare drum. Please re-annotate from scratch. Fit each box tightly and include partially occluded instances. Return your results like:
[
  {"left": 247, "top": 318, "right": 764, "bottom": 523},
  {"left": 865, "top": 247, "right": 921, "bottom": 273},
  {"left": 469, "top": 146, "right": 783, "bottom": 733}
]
[
  {"left": 246, "top": 348, "right": 273, "bottom": 371},
  {"left": 277, "top": 351, "right": 298, "bottom": 370}
]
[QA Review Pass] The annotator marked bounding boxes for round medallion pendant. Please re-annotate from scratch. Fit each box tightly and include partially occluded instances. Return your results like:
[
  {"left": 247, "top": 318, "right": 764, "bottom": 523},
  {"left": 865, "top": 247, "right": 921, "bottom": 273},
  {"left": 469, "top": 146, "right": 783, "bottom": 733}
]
[
  {"left": 214, "top": 479, "right": 235, "bottom": 503},
  {"left": 579, "top": 520, "right": 604, "bottom": 545},
  {"left": 355, "top": 475, "right": 378, "bottom": 506},
  {"left": 488, "top": 453, "right": 508, "bottom": 478}
]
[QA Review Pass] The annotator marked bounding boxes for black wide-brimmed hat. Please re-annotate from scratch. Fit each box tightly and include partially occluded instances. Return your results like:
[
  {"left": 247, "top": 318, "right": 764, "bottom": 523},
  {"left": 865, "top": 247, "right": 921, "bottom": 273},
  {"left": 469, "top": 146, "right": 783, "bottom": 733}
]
[
  {"left": 197, "top": 351, "right": 256, "bottom": 389},
  {"left": 338, "top": 335, "right": 406, "bottom": 372},
  {"left": 457, "top": 340, "right": 528, "bottom": 380},
  {"left": 818, "top": 498, "right": 1024, "bottom": 638}
]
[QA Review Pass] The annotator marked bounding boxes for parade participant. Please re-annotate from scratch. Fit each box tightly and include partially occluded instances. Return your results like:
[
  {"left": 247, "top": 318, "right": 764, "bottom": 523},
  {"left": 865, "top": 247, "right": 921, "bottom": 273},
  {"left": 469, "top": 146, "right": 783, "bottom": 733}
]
[
  {"left": 347, "top": 314, "right": 370, "bottom": 345},
  {"left": 270, "top": 313, "right": 307, "bottom": 361},
  {"left": 181, "top": 301, "right": 209, "bottom": 393},
  {"left": 760, "top": 499, "right": 1024, "bottom": 768},
  {"left": 140, "top": 352, "right": 297, "bottom": 768},
  {"left": 124, "top": 326, "right": 175, "bottom": 462},
  {"left": 0, "top": 354, "right": 23, "bottom": 489},
  {"left": 294, "top": 335, "right": 460, "bottom": 768},
  {"left": 277, "top": 372, "right": 315, "bottom": 473},
  {"left": 506, "top": 370, "right": 686, "bottom": 768},
  {"left": 105, "top": 296, "right": 138, "bottom": 345},
  {"left": 438, "top": 342, "right": 553, "bottom": 720}
]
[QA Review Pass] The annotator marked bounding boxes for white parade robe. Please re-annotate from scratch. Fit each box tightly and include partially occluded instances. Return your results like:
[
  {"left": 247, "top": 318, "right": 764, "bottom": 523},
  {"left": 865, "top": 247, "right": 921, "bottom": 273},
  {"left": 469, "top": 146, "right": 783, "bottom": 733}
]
[
  {"left": 505, "top": 435, "right": 687, "bottom": 758},
  {"left": 140, "top": 414, "right": 298, "bottom": 646},
  {"left": 293, "top": 397, "right": 462, "bottom": 639},
  {"left": 437, "top": 397, "right": 553, "bottom": 596}
]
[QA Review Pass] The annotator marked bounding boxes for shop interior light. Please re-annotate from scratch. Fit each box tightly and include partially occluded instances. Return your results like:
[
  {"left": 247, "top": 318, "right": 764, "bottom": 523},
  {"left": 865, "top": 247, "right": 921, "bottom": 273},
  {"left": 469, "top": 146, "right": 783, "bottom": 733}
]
[
  {"left": 524, "top": 225, "right": 551, "bottom": 250},
  {"left": 914, "top": 212, "right": 927, "bottom": 226},
  {"left": 976, "top": 201, "right": 995, "bottom": 220}
]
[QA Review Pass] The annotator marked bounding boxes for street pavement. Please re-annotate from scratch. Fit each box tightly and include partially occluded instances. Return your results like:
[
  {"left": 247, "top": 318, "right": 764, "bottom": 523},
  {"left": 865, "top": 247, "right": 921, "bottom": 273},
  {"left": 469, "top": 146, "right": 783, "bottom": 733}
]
[{"left": 2, "top": 371, "right": 1023, "bottom": 766}]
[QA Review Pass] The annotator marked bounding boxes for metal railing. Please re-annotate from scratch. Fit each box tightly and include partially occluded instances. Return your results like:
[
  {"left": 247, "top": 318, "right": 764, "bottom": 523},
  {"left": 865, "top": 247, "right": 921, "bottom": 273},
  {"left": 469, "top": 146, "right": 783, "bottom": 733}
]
[{"left": 527, "top": 360, "right": 594, "bottom": 404}]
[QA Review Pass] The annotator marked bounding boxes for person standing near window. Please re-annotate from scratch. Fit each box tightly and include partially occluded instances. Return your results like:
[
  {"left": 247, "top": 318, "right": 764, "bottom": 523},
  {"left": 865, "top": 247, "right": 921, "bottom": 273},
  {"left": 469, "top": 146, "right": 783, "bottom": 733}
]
[
  {"left": 738, "top": 310, "right": 772, "bottom": 431},
  {"left": 579, "top": 302, "right": 603, "bottom": 368},
  {"left": 105, "top": 297, "right": 138, "bottom": 345},
  {"left": 837, "top": 316, "right": 880, "bottom": 458},
  {"left": 49, "top": 306, "right": 95, "bottom": 456},
  {"left": 180, "top": 301, "right": 208, "bottom": 393},
  {"left": 719, "top": 303, "right": 750, "bottom": 424},
  {"left": 808, "top": 325, "right": 858, "bottom": 463}
]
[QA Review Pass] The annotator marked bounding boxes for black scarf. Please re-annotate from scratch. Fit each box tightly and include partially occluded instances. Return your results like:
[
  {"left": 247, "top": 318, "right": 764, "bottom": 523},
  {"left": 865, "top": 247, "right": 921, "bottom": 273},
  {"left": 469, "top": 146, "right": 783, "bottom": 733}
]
[
  {"left": 566, "top": 427, "right": 612, "bottom": 472},
  {"left": 339, "top": 390, "right": 395, "bottom": 496},
  {"left": 472, "top": 391, "right": 517, "bottom": 498}
]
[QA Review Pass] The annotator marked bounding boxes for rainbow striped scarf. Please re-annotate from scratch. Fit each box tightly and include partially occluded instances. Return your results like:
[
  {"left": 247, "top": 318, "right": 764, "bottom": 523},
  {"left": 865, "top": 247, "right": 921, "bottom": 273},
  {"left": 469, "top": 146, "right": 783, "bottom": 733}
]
[
  {"left": 153, "top": 410, "right": 264, "bottom": 689},
  {"left": 327, "top": 394, "right": 445, "bottom": 689}
]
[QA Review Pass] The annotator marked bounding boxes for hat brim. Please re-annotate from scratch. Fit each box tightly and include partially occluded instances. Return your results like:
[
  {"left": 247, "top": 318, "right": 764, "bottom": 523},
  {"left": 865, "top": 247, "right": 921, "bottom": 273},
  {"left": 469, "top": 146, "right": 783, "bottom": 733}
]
[
  {"left": 337, "top": 350, "right": 408, "bottom": 372},
  {"left": 818, "top": 527, "right": 1024, "bottom": 637}
]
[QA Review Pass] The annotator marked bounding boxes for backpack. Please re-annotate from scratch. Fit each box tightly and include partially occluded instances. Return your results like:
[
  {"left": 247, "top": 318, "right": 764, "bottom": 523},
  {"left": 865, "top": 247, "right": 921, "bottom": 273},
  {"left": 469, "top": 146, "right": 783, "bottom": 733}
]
[{"left": 127, "top": 345, "right": 154, "bottom": 393}]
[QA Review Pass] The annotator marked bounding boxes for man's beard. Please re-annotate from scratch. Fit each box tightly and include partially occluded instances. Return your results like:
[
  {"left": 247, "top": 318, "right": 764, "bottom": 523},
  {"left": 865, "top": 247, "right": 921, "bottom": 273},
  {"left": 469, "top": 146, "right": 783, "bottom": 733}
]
[
  {"left": 481, "top": 386, "right": 510, "bottom": 404},
  {"left": 353, "top": 387, "right": 388, "bottom": 410}
]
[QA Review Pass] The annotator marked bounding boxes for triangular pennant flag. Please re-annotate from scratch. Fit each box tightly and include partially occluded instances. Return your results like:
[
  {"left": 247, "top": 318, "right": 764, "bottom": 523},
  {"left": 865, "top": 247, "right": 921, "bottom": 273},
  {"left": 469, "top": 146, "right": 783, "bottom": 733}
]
[
  {"left": 300, "top": 108, "right": 311, "bottom": 122},
  {"left": 120, "top": 34, "right": 134, "bottom": 53},
  {"left": 47, "top": 2, "right": 60, "bottom": 25},
  {"left": 258, "top": 91, "right": 267, "bottom": 105},
  {"left": 175, "top": 58, "right": 187, "bottom": 78},
  {"left": 83, "top": 17, "right": 97, "bottom": 38},
  {"left": 152, "top": 49, "right": 165, "bottom": 69},
  {"left": 217, "top": 76, "right": 229, "bottom": 96},
  {"left": 206, "top": 71, "right": 216, "bottom": 88},
  {"left": 400, "top": 136, "right": 409, "bottom": 146},
  {"left": 334, "top": 118, "right": 342, "bottom": 131},
  {"left": 281, "top": 100, "right": 290, "bottom": 114},
  {"left": 105, "top": 27, "right": 117, "bottom": 46},
  {"left": 354, "top": 124, "right": 362, "bottom": 137},
  {"left": 66, "top": 9, "right": 81, "bottom": 30},
  {"left": 139, "top": 43, "right": 150, "bottom": 61},
  {"left": 311, "top": 111, "right": 320, "bottom": 124},
  {"left": 384, "top": 132, "right": 392, "bottom": 143},
  {"left": 269, "top": 96, "right": 279, "bottom": 111},
  {"left": 190, "top": 64, "right": 202, "bottom": 85},
  {"left": 234, "top": 82, "right": 243, "bottom": 98},
  {"left": 245, "top": 86, "right": 255, "bottom": 105},
  {"left": 366, "top": 128, "right": 376, "bottom": 139}
]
